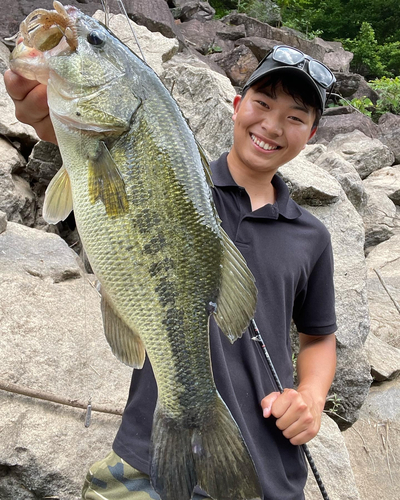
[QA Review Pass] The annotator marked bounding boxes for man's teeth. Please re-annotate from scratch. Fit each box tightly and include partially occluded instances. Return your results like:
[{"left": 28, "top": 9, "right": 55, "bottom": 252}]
[{"left": 251, "top": 134, "right": 279, "bottom": 151}]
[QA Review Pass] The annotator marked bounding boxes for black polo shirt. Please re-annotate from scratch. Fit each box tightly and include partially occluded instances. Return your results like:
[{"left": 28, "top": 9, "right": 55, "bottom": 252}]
[{"left": 113, "top": 152, "right": 337, "bottom": 500}]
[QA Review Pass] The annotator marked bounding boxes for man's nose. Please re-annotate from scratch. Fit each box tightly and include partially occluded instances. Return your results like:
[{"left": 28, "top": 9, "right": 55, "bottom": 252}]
[{"left": 261, "top": 114, "right": 283, "bottom": 137}]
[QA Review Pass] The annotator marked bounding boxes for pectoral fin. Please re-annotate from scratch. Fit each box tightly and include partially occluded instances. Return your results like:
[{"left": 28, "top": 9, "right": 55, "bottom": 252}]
[
  {"left": 43, "top": 165, "right": 73, "bottom": 224},
  {"left": 101, "top": 293, "right": 146, "bottom": 369},
  {"left": 88, "top": 141, "right": 129, "bottom": 217},
  {"left": 214, "top": 229, "right": 257, "bottom": 343}
]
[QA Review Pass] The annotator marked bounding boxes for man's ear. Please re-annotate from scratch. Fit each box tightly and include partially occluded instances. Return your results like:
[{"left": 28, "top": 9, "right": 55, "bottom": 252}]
[
  {"left": 301, "top": 126, "right": 318, "bottom": 151},
  {"left": 232, "top": 95, "right": 242, "bottom": 121},
  {"left": 308, "top": 125, "right": 318, "bottom": 142}
]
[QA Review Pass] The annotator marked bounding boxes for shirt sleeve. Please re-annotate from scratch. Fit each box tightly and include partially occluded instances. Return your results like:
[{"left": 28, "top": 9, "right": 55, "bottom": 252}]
[{"left": 292, "top": 239, "right": 337, "bottom": 335}]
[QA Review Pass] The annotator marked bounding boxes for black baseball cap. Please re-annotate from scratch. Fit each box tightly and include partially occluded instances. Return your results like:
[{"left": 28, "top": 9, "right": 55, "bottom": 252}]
[{"left": 243, "top": 45, "right": 336, "bottom": 112}]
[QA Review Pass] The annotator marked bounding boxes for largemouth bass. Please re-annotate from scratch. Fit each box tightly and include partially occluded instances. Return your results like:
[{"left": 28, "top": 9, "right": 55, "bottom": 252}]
[{"left": 10, "top": 3, "right": 261, "bottom": 499}]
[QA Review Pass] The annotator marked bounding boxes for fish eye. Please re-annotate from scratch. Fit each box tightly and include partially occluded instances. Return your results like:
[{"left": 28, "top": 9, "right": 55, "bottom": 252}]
[{"left": 87, "top": 30, "right": 105, "bottom": 47}]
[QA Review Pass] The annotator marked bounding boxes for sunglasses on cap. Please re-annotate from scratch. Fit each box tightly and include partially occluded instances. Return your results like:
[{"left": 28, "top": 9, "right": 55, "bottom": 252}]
[
  {"left": 268, "top": 45, "right": 336, "bottom": 89},
  {"left": 243, "top": 45, "right": 336, "bottom": 111}
]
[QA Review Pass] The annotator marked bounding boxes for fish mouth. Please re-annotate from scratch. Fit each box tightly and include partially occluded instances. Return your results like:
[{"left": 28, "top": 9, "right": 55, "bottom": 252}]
[
  {"left": 19, "top": 1, "right": 79, "bottom": 53},
  {"left": 10, "top": 1, "right": 79, "bottom": 83},
  {"left": 250, "top": 133, "right": 281, "bottom": 152}
]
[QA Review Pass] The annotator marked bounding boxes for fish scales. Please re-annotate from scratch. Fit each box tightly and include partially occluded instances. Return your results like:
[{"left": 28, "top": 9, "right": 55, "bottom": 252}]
[{"left": 10, "top": 3, "right": 261, "bottom": 499}]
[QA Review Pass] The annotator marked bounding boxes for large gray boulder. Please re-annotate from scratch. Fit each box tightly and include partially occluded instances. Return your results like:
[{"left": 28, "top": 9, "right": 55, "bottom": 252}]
[
  {"left": 363, "top": 165, "right": 400, "bottom": 205},
  {"left": 124, "top": 0, "right": 185, "bottom": 46},
  {"left": 279, "top": 157, "right": 341, "bottom": 206},
  {"left": 172, "top": 0, "right": 216, "bottom": 23},
  {"left": 280, "top": 158, "right": 371, "bottom": 427},
  {"left": 362, "top": 185, "right": 398, "bottom": 250},
  {"left": 364, "top": 332, "right": 400, "bottom": 382},
  {"left": 305, "top": 414, "right": 360, "bottom": 500},
  {"left": 0, "top": 222, "right": 132, "bottom": 499},
  {"left": 326, "top": 130, "right": 395, "bottom": 179},
  {"left": 0, "top": 40, "right": 10, "bottom": 75},
  {"left": 312, "top": 111, "right": 380, "bottom": 145},
  {"left": 179, "top": 18, "right": 236, "bottom": 55},
  {"left": 333, "top": 73, "right": 379, "bottom": 102},
  {"left": 162, "top": 52, "right": 236, "bottom": 160},
  {"left": 315, "top": 151, "right": 367, "bottom": 213},
  {"left": 0, "top": 136, "right": 36, "bottom": 226},
  {"left": 93, "top": 11, "right": 179, "bottom": 77},
  {"left": 342, "top": 378, "right": 400, "bottom": 500},
  {"left": 366, "top": 234, "right": 400, "bottom": 349},
  {"left": 210, "top": 44, "right": 259, "bottom": 87},
  {"left": 378, "top": 112, "right": 400, "bottom": 163}
]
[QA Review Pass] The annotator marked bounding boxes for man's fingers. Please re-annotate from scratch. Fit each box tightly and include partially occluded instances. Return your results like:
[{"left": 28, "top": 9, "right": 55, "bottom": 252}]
[
  {"left": 261, "top": 392, "right": 280, "bottom": 418},
  {"left": 4, "top": 70, "right": 57, "bottom": 144},
  {"left": 269, "top": 389, "right": 299, "bottom": 419},
  {"left": 4, "top": 70, "right": 39, "bottom": 101},
  {"left": 34, "top": 116, "right": 58, "bottom": 144},
  {"left": 5, "top": 69, "right": 49, "bottom": 123}
]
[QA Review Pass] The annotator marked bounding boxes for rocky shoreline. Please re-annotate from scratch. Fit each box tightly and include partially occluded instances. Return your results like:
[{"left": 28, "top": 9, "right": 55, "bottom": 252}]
[{"left": 0, "top": 2, "right": 399, "bottom": 499}]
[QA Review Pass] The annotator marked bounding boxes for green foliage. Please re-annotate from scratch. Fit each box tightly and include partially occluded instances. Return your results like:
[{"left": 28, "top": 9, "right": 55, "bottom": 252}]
[
  {"left": 377, "top": 42, "right": 400, "bottom": 78},
  {"left": 297, "top": 0, "right": 400, "bottom": 45},
  {"left": 209, "top": 0, "right": 238, "bottom": 18},
  {"left": 339, "top": 96, "right": 374, "bottom": 117},
  {"left": 369, "top": 76, "right": 400, "bottom": 116},
  {"left": 343, "top": 23, "right": 387, "bottom": 79},
  {"left": 324, "top": 393, "right": 343, "bottom": 417},
  {"left": 275, "top": 0, "right": 323, "bottom": 38},
  {"left": 204, "top": 43, "right": 223, "bottom": 55},
  {"left": 239, "top": 0, "right": 281, "bottom": 24}
]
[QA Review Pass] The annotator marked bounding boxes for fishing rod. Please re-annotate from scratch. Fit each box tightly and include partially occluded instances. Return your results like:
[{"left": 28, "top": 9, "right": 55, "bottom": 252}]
[{"left": 249, "top": 319, "right": 330, "bottom": 500}]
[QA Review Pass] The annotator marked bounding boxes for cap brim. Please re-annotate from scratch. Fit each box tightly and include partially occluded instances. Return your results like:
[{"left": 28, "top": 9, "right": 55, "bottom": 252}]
[{"left": 243, "top": 66, "right": 326, "bottom": 112}]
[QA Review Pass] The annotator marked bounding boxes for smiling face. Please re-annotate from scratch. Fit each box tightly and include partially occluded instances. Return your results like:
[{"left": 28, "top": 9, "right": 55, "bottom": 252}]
[{"left": 227, "top": 80, "right": 318, "bottom": 181}]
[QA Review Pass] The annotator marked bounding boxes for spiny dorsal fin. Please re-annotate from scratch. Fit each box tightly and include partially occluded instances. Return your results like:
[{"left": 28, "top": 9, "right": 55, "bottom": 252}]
[
  {"left": 196, "top": 139, "right": 214, "bottom": 188},
  {"left": 214, "top": 229, "right": 257, "bottom": 343},
  {"left": 101, "top": 292, "right": 146, "bottom": 369},
  {"left": 43, "top": 165, "right": 73, "bottom": 224},
  {"left": 88, "top": 141, "right": 129, "bottom": 217}
]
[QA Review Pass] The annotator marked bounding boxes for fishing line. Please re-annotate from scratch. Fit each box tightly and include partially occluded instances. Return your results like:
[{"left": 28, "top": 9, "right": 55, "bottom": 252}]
[
  {"left": 249, "top": 319, "right": 330, "bottom": 500},
  {"left": 76, "top": 24, "right": 94, "bottom": 426},
  {"left": 116, "top": 0, "right": 147, "bottom": 64}
]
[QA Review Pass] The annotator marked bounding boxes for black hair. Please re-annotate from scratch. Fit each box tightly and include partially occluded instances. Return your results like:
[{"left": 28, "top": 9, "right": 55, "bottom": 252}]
[{"left": 242, "top": 73, "right": 323, "bottom": 129}]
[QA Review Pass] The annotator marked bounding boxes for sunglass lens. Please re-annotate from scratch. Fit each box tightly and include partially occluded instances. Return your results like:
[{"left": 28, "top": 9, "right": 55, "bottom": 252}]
[
  {"left": 309, "top": 61, "right": 334, "bottom": 88},
  {"left": 274, "top": 46, "right": 304, "bottom": 65}
]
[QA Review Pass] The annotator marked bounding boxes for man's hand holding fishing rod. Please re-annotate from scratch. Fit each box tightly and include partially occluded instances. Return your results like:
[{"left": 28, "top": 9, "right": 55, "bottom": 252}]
[{"left": 5, "top": 3, "right": 337, "bottom": 498}]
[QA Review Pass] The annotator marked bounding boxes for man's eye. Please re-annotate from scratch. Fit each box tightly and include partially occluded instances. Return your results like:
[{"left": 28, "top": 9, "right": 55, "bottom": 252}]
[{"left": 256, "top": 100, "right": 269, "bottom": 108}]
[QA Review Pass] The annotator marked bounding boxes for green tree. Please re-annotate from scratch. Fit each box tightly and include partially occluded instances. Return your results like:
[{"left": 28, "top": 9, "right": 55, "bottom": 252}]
[{"left": 343, "top": 22, "right": 386, "bottom": 78}]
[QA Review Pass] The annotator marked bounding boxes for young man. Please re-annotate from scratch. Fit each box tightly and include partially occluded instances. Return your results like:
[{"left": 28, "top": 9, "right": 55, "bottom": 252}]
[{"left": 5, "top": 45, "right": 337, "bottom": 500}]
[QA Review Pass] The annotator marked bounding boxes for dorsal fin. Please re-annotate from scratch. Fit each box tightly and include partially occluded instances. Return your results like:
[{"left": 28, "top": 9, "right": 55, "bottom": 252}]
[
  {"left": 196, "top": 139, "right": 214, "bottom": 188},
  {"left": 214, "top": 229, "right": 257, "bottom": 343}
]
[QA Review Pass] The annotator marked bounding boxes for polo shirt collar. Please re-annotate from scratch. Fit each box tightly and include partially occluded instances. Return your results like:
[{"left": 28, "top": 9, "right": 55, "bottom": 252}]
[{"left": 211, "top": 152, "right": 302, "bottom": 220}]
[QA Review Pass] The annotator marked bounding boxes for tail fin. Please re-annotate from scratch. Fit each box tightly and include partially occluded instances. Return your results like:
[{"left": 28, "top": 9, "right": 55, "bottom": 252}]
[{"left": 150, "top": 396, "right": 262, "bottom": 500}]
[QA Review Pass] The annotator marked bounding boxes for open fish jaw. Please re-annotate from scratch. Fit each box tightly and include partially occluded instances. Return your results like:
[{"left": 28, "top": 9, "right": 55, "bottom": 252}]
[{"left": 19, "top": 0, "right": 79, "bottom": 51}]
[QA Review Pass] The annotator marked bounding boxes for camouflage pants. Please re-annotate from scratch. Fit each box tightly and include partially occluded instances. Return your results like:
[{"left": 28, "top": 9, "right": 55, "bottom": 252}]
[{"left": 82, "top": 451, "right": 211, "bottom": 499}]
